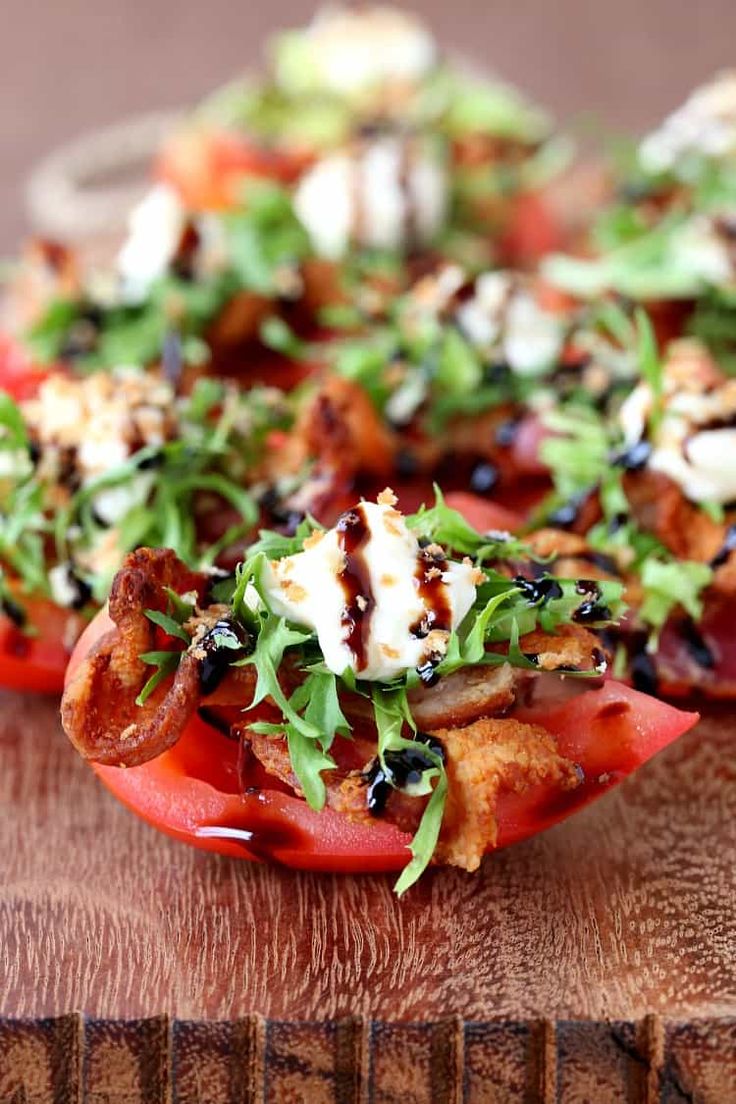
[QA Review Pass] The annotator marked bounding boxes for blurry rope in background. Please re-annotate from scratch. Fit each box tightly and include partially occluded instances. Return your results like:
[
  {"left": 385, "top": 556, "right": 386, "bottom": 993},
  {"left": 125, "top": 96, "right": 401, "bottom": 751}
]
[{"left": 24, "top": 110, "right": 183, "bottom": 242}]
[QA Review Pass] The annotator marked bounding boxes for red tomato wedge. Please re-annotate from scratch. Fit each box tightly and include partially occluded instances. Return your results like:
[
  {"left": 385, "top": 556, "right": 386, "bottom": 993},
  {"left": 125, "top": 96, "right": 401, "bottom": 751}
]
[
  {"left": 66, "top": 608, "right": 698, "bottom": 871},
  {"left": 443, "top": 492, "right": 523, "bottom": 534},
  {"left": 156, "top": 129, "right": 311, "bottom": 212},
  {"left": 499, "top": 192, "right": 567, "bottom": 267},
  {"left": 1, "top": 597, "right": 83, "bottom": 694},
  {"left": 0, "top": 333, "right": 53, "bottom": 401}
]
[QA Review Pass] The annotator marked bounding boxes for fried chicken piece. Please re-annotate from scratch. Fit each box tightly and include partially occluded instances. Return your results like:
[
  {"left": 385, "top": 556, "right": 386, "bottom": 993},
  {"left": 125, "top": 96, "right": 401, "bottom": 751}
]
[
  {"left": 408, "top": 663, "right": 517, "bottom": 730},
  {"left": 433, "top": 717, "right": 579, "bottom": 870},
  {"left": 514, "top": 624, "right": 604, "bottom": 672}
]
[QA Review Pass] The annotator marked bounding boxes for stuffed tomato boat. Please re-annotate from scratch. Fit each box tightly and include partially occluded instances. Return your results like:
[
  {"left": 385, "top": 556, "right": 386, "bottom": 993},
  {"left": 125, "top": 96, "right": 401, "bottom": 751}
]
[{"left": 61, "top": 489, "right": 697, "bottom": 891}]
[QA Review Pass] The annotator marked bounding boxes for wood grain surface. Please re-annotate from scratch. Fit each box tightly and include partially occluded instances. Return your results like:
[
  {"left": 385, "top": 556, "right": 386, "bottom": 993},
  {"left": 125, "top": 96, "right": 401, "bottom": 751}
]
[
  {"left": 1, "top": 1014, "right": 736, "bottom": 1101},
  {"left": 1, "top": 690, "right": 734, "bottom": 1024}
]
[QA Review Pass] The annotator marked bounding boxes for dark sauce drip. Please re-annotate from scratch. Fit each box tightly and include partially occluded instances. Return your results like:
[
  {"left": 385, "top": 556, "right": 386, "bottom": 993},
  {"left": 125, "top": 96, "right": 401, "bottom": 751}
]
[
  {"left": 495, "top": 418, "right": 521, "bottom": 448},
  {"left": 710, "top": 524, "right": 736, "bottom": 569},
  {"left": 161, "top": 329, "right": 183, "bottom": 388},
  {"left": 58, "top": 304, "right": 103, "bottom": 361},
  {"left": 469, "top": 461, "right": 498, "bottom": 495},
  {"left": 396, "top": 448, "right": 419, "bottom": 479},
  {"left": 630, "top": 650, "right": 659, "bottom": 695},
  {"left": 336, "top": 505, "right": 374, "bottom": 673},
  {"left": 611, "top": 440, "right": 652, "bottom": 471},
  {"left": 410, "top": 546, "right": 452, "bottom": 638},
  {"left": 514, "top": 575, "right": 563, "bottom": 605},
  {"left": 398, "top": 137, "right": 418, "bottom": 247},
  {"left": 55, "top": 563, "right": 92, "bottom": 611},
  {"left": 1, "top": 595, "right": 26, "bottom": 628},
  {"left": 678, "top": 618, "right": 716, "bottom": 670},
  {"left": 364, "top": 733, "right": 446, "bottom": 817},
  {"left": 574, "top": 550, "right": 621, "bottom": 576},
  {"left": 573, "top": 579, "right": 611, "bottom": 623},
  {"left": 608, "top": 511, "right": 628, "bottom": 535},
  {"left": 171, "top": 222, "right": 201, "bottom": 281},
  {"left": 483, "top": 361, "right": 512, "bottom": 386},
  {"left": 199, "top": 618, "right": 254, "bottom": 696},
  {"left": 546, "top": 491, "right": 589, "bottom": 530},
  {"left": 197, "top": 706, "right": 234, "bottom": 736},
  {"left": 259, "top": 487, "right": 306, "bottom": 536},
  {"left": 195, "top": 791, "right": 306, "bottom": 861}
]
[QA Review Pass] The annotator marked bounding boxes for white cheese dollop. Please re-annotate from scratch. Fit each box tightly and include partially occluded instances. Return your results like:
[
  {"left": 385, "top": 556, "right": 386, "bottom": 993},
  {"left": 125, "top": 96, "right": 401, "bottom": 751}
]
[
  {"left": 294, "top": 136, "right": 447, "bottom": 260},
  {"left": 117, "top": 183, "right": 186, "bottom": 303},
  {"left": 640, "top": 71, "right": 736, "bottom": 174},
  {"left": 298, "top": 5, "right": 436, "bottom": 97},
  {"left": 261, "top": 495, "right": 478, "bottom": 681},
  {"left": 456, "top": 271, "right": 565, "bottom": 376},
  {"left": 618, "top": 343, "right": 736, "bottom": 504}
]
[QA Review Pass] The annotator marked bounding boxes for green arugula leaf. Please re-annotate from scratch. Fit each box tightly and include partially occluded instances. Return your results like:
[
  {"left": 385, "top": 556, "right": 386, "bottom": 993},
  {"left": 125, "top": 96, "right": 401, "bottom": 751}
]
[
  {"left": 136, "top": 650, "right": 182, "bottom": 705},
  {"left": 638, "top": 559, "right": 713, "bottom": 646}
]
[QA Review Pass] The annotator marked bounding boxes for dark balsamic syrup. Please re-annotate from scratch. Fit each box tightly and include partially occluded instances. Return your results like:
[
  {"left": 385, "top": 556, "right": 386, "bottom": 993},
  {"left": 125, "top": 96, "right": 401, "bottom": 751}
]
[
  {"left": 335, "top": 506, "right": 374, "bottom": 672},
  {"left": 364, "top": 734, "right": 446, "bottom": 817},
  {"left": 514, "top": 575, "right": 563, "bottom": 605},
  {"left": 199, "top": 618, "right": 253, "bottom": 696},
  {"left": 573, "top": 580, "right": 612, "bottom": 623},
  {"left": 710, "top": 524, "right": 736, "bottom": 569}
]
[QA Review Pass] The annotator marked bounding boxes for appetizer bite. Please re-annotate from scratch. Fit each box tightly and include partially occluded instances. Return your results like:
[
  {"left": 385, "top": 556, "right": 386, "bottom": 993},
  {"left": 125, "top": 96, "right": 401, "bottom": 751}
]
[
  {"left": 0, "top": 365, "right": 286, "bottom": 691},
  {"left": 61, "top": 491, "right": 697, "bottom": 889},
  {"left": 529, "top": 338, "right": 736, "bottom": 697},
  {"left": 545, "top": 73, "right": 736, "bottom": 354},
  {"left": 159, "top": 5, "right": 570, "bottom": 265}
]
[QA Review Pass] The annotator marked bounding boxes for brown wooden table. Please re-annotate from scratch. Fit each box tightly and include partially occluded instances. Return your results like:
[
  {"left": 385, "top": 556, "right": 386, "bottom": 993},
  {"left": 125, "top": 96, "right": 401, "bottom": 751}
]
[{"left": 1, "top": 689, "right": 734, "bottom": 1098}]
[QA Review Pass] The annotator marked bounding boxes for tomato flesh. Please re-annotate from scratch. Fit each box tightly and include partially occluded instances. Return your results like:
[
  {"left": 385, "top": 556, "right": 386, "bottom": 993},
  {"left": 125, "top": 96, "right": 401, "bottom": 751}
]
[
  {"left": 156, "top": 130, "right": 311, "bottom": 212},
  {"left": 0, "top": 333, "right": 53, "bottom": 401},
  {"left": 1, "top": 597, "right": 82, "bottom": 694}
]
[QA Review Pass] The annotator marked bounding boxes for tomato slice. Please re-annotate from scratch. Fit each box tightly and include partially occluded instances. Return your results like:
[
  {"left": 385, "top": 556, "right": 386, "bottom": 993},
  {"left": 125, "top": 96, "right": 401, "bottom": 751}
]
[
  {"left": 443, "top": 492, "right": 524, "bottom": 533},
  {"left": 499, "top": 191, "right": 567, "bottom": 267},
  {"left": 156, "top": 129, "right": 311, "bottom": 212},
  {"left": 67, "top": 608, "right": 698, "bottom": 871},
  {"left": 1, "top": 596, "right": 83, "bottom": 694},
  {"left": 0, "top": 333, "right": 53, "bottom": 401}
]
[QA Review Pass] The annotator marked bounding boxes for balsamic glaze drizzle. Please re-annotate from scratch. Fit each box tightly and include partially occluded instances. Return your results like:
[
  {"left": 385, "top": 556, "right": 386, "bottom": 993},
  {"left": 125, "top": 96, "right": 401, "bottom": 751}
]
[
  {"left": 678, "top": 618, "right": 716, "bottom": 670},
  {"left": 364, "top": 734, "right": 446, "bottom": 817},
  {"left": 611, "top": 440, "right": 652, "bottom": 471},
  {"left": 710, "top": 524, "right": 736, "bottom": 569},
  {"left": 335, "top": 506, "right": 374, "bottom": 672},
  {"left": 198, "top": 618, "right": 253, "bottom": 696}
]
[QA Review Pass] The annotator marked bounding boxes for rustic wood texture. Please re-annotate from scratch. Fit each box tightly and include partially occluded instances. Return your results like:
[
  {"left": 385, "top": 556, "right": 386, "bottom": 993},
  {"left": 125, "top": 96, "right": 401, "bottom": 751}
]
[
  {"left": 1, "top": 690, "right": 735, "bottom": 1024},
  {"left": 1, "top": 1015, "right": 735, "bottom": 1102}
]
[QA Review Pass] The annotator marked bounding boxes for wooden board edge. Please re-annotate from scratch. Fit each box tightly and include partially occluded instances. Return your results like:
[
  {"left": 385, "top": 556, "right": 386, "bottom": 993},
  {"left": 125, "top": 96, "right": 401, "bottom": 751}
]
[{"left": 0, "top": 1014, "right": 734, "bottom": 1102}]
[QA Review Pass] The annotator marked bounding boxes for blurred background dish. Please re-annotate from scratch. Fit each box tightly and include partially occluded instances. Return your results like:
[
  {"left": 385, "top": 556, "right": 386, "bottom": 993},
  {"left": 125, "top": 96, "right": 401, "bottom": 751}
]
[{"left": 3, "top": 0, "right": 736, "bottom": 248}]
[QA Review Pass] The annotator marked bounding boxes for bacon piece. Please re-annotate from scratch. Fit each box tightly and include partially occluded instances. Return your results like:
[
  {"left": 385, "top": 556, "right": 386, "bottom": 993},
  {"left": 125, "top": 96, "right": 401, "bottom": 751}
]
[{"left": 61, "top": 548, "right": 255, "bottom": 767}]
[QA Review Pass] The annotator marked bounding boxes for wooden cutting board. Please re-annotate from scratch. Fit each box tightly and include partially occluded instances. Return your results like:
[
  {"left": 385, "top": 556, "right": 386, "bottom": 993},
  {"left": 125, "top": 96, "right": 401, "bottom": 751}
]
[{"left": 1, "top": 689, "right": 734, "bottom": 1100}]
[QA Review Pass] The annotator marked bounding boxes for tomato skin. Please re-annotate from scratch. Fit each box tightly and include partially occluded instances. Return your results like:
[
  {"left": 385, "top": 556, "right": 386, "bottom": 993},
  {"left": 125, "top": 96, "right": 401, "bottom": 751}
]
[
  {"left": 499, "top": 192, "right": 567, "bottom": 267},
  {"left": 1, "top": 597, "right": 83, "bottom": 694},
  {"left": 156, "top": 129, "right": 311, "bottom": 212},
  {"left": 0, "top": 333, "right": 53, "bottom": 401},
  {"left": 67, "top": 608, "right": 698, "bottom": 871},
  {"left": 443, "top": 492, "right": 523, "bottom": 534}
]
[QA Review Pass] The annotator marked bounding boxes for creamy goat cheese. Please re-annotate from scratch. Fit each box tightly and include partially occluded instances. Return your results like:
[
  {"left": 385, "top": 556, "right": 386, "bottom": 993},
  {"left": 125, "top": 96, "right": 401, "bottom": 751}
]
[
  {"left": 639, "top": 71, "right": 736, "bottom": 174},
  {"left": 456, "top": 272, "right": 565, "bottom": 376},
  {"left": 117, "top": 183, "right": 187, "bottom": 302},
  {"left": 296, "top": 5, "right": 436, "bottom": 97},
  {"left": 618, "top": 342, "right": 736, "bottom": 504},
  {"left": 294, "top": 136, "right": 447, "bottom": 259},
  {"left": 261, "top": 493, "right": 478, "bottom": 681}
]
